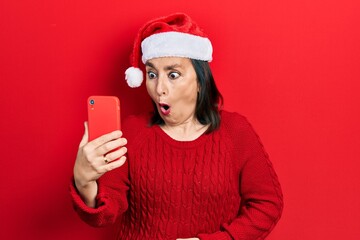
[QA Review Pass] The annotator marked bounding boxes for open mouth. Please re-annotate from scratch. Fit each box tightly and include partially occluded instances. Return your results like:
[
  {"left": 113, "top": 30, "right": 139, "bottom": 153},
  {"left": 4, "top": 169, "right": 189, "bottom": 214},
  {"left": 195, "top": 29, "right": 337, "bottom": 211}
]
[{"left": 159, "top": 103, "right": 171, "bottom": 115}]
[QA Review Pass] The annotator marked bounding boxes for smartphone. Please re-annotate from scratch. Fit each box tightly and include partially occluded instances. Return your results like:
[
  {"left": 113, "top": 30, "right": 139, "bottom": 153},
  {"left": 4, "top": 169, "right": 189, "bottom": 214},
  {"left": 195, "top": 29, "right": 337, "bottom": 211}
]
[{"left": 87, "top": 96, "right": 121, "bottom": 141}]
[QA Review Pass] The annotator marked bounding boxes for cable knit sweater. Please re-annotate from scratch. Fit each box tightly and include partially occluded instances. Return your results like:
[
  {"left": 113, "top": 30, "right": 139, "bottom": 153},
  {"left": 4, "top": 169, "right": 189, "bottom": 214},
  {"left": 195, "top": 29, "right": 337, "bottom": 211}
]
[{"left": 70, "top": 111, "right": 283, "bottom": 239}]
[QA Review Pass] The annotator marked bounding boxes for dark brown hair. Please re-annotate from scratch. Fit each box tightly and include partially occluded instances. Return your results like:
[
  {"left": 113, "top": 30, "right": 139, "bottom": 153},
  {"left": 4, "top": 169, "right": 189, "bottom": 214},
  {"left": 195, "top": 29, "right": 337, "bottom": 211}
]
[{"left": 149, "top": 59, "right": 223, "bottom": 133}]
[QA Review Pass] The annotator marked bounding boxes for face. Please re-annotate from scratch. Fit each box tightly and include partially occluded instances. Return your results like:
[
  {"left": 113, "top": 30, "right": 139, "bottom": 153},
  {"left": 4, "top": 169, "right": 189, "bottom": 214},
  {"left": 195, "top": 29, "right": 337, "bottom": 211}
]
[{"left": 145, "top": 57, "right": 199, "bottom": 126}]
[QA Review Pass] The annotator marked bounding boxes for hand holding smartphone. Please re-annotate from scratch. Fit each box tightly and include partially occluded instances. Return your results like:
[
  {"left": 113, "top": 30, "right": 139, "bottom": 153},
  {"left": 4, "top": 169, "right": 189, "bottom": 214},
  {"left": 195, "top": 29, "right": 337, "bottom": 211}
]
[
  {"left": 87, "top": 96, "right": 121, "bottom": 141},
  {"left": 73, "top": 96, "right": 124, "bottom": 207}
]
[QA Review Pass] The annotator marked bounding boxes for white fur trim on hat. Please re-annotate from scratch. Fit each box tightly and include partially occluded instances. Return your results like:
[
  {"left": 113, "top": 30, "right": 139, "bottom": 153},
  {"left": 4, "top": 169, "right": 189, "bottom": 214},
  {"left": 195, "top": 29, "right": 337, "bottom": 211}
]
[
  {"left": 125, "top": 67, "right": 143, "bottom": 88},
  {"left": 141, "top": 31, "right": 213, "bottom": 63}
]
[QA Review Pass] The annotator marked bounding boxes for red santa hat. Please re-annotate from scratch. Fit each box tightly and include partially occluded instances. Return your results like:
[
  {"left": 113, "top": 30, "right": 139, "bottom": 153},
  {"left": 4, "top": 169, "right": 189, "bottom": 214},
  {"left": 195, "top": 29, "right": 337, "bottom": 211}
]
[{"left": 125, "top": 13, "right": 213, "bottom": 88}]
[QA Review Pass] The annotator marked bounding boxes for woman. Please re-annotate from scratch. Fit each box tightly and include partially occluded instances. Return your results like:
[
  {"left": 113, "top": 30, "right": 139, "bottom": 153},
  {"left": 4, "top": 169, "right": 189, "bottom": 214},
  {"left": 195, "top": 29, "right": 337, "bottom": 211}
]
[{"left": 71, "top": 13, "right": 283, "bottom": 240}]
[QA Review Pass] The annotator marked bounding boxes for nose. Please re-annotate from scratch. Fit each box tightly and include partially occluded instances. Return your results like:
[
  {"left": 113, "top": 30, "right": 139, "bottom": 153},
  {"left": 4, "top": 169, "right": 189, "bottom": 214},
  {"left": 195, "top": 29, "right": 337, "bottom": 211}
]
[{"left": 156, "top": 74, "right": 168, "bottom": 96}]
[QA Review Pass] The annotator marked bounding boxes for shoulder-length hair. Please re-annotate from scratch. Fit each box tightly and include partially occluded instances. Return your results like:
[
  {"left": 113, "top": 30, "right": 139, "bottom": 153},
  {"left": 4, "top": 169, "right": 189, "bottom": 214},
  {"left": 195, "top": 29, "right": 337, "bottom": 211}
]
[{"left": 149, "top": 59, "right": 223, "bottom": 133}]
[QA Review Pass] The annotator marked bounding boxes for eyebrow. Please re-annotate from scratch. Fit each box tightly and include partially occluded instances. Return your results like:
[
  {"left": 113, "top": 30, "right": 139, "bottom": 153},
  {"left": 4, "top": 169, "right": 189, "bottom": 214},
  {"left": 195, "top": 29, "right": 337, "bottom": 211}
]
[
  {"left": 145, "top": 62, "right": 155, "bottom": 68},
  {"left": 164, "top": 64, "right": 182, "bottom": 71},
  {"left": 145, "top": 61, "right": 182, "bottom": 71}
]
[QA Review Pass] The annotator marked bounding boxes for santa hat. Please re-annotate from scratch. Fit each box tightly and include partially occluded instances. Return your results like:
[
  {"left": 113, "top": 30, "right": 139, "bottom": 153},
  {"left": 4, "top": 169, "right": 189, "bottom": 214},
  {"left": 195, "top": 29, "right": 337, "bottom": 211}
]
[{"left": 125, "top": 13, "right": 213, "bottom": 88}]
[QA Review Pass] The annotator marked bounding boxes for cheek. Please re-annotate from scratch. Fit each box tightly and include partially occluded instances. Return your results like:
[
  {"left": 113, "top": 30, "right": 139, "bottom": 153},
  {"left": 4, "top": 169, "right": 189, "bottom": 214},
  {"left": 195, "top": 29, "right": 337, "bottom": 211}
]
[
  {"left": 146, "top": 80, "right": 155, "bottom": 98},
  {"left": 181, "top": 83, "right": 198, "bottom": 102}
]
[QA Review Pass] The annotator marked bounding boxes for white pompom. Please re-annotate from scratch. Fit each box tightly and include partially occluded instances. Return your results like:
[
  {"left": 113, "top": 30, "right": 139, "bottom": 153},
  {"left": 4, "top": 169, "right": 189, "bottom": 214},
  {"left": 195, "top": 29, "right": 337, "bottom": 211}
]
[{"left": 125, "top": 67, "right": 143, "bottom": 88}]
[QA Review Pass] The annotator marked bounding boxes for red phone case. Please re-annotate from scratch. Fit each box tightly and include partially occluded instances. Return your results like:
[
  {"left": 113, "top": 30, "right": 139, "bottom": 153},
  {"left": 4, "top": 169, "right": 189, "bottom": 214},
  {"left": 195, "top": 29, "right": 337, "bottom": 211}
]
[{"left": 87, "top": 96, "right": 121, "bottom": 141}]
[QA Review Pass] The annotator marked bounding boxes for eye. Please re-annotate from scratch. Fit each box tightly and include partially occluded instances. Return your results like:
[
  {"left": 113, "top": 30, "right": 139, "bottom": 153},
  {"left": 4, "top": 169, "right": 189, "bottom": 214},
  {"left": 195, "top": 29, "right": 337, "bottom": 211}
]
[
  {"left": 147, "top": 71, "right": 157, "bottom": 79},
  {"left": 169, "top": 72, "right": 180, "bottom": 80}
]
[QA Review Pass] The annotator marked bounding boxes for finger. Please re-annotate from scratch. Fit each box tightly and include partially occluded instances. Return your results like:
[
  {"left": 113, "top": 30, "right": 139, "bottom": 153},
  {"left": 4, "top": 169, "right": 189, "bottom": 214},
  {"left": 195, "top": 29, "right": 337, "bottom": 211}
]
[
  {"left": 96, "top": 137, "right": 127, "bottom": 156},
  {"left": 103, "top": 156, "right": 127, "bottom": 172},
  {"left": 88, "top": 130, "right": 122, "bottom": 149},
  {"left": 104, "top": 146, "right": 127, "bottom": 163},
  {"left": 79, "top": 121, "right": 89, "bottom": 148}
]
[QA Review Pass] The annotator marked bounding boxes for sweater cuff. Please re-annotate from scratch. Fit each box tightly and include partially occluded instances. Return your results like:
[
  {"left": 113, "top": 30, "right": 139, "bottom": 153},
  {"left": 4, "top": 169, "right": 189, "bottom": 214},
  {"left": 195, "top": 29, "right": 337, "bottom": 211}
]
[
  {"left": 198, "top": 231, "right": 232, "bottom": 240},
  {"left": 69, "top": 178, "right": 106, "bottom": 214}
]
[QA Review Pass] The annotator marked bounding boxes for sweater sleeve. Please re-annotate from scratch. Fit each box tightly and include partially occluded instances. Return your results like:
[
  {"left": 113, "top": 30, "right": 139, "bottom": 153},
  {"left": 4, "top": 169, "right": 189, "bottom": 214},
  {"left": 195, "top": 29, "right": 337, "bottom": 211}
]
[
  {"left": 198, "top": 113, "right": 283, "bottom": 240},
  {"left": 69, "top": 115, "right": 145, "bottom": 227},
  {"left": 69, "top": 159, "right": 130, "bottom": 227}
]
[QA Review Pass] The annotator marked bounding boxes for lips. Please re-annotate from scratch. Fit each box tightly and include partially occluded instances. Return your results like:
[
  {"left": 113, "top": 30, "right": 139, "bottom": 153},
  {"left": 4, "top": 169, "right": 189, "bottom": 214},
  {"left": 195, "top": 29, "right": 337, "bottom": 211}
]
[{"left": 159, "top": 103, "right": 171, "bottom": 115}]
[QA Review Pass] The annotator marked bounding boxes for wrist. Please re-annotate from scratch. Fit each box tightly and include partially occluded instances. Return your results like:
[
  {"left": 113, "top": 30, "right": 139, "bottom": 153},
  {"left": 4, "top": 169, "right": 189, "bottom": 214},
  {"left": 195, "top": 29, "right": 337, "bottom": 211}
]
[
  {"left": 74, "top": 180, "right": 98, "bottom": 208},
  {"left": 74, "top": 178, "right": 96, "bottom": 191}
]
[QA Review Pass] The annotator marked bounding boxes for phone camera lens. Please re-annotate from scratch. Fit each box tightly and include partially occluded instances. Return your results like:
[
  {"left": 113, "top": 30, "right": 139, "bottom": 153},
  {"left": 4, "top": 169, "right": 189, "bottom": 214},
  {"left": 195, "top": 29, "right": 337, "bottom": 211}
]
[{"left": 89, "top": 99, "right": 95, "bottom": 105}]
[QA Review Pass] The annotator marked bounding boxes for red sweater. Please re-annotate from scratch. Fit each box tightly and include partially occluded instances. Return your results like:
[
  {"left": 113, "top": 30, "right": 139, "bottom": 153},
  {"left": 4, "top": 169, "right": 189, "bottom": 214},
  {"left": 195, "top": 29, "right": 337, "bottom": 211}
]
[{"left": 70, "top": 111, "right": 283, "bottom": 239}]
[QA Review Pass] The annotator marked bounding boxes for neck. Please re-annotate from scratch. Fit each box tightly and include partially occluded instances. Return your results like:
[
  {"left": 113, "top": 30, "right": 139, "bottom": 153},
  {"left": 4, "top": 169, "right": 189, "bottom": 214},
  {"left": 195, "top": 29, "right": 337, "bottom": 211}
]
[{"left": 161, "top": 116, "right": 208, "bottom": 141}]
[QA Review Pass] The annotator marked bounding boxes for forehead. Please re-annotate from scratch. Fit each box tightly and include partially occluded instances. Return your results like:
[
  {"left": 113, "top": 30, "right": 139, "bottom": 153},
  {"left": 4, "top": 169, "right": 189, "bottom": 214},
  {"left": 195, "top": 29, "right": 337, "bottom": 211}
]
[{"left": 145, "top": 57, "right": 192, "bottom": 69}]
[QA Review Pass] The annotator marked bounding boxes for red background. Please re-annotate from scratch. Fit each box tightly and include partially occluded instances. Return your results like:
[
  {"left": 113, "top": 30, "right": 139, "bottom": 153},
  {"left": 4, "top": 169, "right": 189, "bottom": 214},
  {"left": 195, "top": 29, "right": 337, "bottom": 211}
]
[{"left": 1, "top": 1, "right": 359, "bottom": 239}]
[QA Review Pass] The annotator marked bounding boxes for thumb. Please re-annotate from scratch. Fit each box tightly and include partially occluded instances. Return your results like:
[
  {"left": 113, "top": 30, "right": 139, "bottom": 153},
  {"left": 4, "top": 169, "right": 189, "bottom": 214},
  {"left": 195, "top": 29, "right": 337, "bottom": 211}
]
[{"left": 79, "top": 121, "right": 89, "bottom": 147}]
